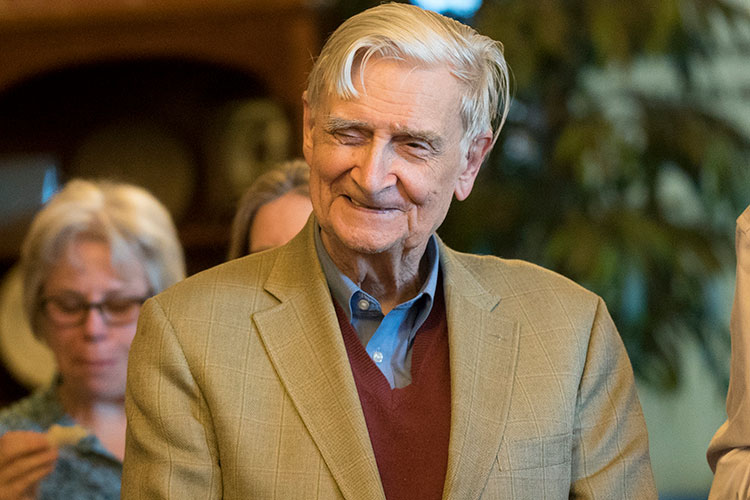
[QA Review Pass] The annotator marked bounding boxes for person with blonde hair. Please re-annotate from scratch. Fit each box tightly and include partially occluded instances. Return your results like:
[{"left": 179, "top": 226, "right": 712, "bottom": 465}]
[
  {"left": 0, "top": 179, "right": 184, "bottom": 500},
  {"left": 123, "top": 3, "right": 655, "bottom": 498},
  {"left": 227, "top": 159, "right": 312, "bottom": 258}
]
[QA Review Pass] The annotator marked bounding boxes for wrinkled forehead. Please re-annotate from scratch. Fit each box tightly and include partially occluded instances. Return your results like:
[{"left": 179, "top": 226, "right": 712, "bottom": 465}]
[
  {"left": 314, "top": 53, "right": 470, "bottom": 136},
  {"left": 320, "top": 55, "right": 464, "bottom": 111},
  {"left": 318, "top": 49, "right": 450, "bottom": 96}
]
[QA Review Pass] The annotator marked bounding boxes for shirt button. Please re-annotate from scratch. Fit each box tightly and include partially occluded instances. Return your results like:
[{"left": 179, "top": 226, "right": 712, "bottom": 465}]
[
  {"left": 373, "top": 350, "right": 384, "bottom": 363},
  {"left": 357, "top": 298, "right": 370, "bottom": 311}
]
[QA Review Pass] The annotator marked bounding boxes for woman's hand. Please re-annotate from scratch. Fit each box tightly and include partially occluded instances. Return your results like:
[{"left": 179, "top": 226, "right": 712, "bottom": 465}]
[{"left": 0, "top": 431, "right": 58, "bottom": 500}]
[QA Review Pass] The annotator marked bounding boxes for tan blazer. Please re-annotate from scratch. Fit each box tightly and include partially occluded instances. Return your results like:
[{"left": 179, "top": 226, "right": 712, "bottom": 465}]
[
  {"left": 707, "top": 206, "right": 750, "bottom": 499},
  {"left": 122, "top": 219, "right": 656, "bottom": 499}
]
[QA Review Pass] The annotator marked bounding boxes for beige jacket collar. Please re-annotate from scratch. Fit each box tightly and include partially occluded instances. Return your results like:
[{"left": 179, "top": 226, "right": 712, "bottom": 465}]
[{"left": 253, "top": 219, "right": 520, "bottom": 500}]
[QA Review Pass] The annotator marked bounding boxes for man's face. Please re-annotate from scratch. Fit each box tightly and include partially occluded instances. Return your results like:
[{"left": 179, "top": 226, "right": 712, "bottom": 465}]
[{"left": 303, "top": 57, "right": 491, "bottom": 258}]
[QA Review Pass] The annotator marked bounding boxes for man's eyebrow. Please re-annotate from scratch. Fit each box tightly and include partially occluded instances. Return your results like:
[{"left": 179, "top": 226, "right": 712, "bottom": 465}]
[
  {"left": 393, "top": 125, "right": 444, "bottom": 151},
  {"left": 323, "top": 116, "right": 369, "bottom": 131}
]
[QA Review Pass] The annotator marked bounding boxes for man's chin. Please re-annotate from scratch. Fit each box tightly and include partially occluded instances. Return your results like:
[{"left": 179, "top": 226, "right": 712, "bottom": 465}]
[
  {"left": 326, "top": 227, "right": 402, "bottom": 257},
  {"left": 339, "top": 237, "right": 397, "bottom": 255}
]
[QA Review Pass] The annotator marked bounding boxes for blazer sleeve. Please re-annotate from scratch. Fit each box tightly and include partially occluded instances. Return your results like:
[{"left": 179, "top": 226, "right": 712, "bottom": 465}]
[
  {"left": 569, "top": 297, "right": 657, "bottom": 499},
  {"left": 707, "top": 206, "right": 750, "bottom": 498},
  {"left": 121, "top": 297, "right": 222, "bottom": 499}
]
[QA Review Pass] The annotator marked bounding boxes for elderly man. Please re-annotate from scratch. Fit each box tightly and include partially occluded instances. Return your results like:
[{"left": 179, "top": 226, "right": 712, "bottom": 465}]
[{"left": 122, "top": 3, "right": 657, "bottom": 498}]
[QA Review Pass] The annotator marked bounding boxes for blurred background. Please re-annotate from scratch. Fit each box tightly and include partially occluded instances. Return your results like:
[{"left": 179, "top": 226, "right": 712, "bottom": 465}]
[{"left": 0, "top": 0, "right": 748, "bottom": 497}]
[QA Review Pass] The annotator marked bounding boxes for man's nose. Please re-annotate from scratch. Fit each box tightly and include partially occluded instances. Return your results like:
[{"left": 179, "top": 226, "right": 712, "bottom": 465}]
[{"left": 351, "top": 140, "right": 396, "bottom": 193}]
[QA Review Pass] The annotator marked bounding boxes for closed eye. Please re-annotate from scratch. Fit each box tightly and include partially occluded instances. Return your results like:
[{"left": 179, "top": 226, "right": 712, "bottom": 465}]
[
  {"left": 104, "top": 298, "right": 141, "bottom": 314},
  {"left": 55, "top": 299, "right": 86, "bottom": 314},
  {"left": 332, "top": 129, "right": 367, "bottom": 145},
  {"left": 323, "top": 117, "right": 371, "bottom": 146},
  {"left": 405, "top": 140, "right": 429, "bottom": 151},
  {"left": 396, "top": 136, "right": 439, "bottom": 159},
  {"left": 44, "top": 293, "right": 86, "bottom": 313}
]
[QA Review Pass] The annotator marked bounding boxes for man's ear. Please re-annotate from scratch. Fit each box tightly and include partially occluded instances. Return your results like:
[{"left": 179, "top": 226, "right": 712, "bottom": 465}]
[
  {"left": 454, "top": 132, "right": 493, "bottom": 201},
  {"left": 302, "top": 92, "right": 315, "bottom": 165}
]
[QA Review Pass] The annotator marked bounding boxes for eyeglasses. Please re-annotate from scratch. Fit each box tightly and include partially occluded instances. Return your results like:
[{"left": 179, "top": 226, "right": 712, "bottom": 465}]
[{"left": 40, "top": 294, "right": 149, "bottom": 327}]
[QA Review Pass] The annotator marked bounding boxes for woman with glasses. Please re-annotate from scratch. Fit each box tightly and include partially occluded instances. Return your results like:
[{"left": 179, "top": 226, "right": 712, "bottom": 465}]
[{"left": 0, "top": 179, "right": 184, "bottom": 500}]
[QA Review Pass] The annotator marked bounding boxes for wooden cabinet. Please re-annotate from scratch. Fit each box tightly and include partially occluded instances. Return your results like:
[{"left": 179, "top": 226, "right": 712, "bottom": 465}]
[
  {"left": 0, "top": 0, "right": 318, "bottom": 117},
  {"left": 0, "top": 0, "right": 321, "bottom": 273}
]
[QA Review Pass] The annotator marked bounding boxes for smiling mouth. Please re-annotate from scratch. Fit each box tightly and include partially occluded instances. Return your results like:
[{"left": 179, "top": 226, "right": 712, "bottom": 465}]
[{"left": 345, "top": 195, "right": 398, "bottom": 212}]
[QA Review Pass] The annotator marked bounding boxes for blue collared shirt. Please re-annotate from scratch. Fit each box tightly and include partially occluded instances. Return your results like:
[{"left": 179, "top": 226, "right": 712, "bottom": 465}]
[{"left": 315, "top": 227, "right": 440, "bottom": 389}]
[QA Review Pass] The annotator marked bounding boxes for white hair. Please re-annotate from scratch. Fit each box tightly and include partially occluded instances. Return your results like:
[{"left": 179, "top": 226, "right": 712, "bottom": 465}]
[
  {"left": 306, "top": 2, "right": 511, "bottom": 150},
  {"left": 20, "top": 178, "right": 185, "bottom": 334}
]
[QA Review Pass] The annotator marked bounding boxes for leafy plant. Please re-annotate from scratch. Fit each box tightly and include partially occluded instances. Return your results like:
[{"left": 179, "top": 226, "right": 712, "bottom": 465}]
[{"left": 441, "top": 0, "right": 750, "bottom": 390}]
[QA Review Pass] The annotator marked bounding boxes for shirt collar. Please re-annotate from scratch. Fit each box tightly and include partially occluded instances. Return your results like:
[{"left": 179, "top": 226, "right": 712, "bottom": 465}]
[{"left": 314, "top": 223, "right": 440, "bottom": 321}]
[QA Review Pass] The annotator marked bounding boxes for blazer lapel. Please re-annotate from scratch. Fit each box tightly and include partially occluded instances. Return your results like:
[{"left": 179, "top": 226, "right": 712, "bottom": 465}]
[
  {"left": 253, "top": 223, "right": 384, "bottom": 500},
  {"left": 439, "top": 243, "right": 520, "bottom": 500}
]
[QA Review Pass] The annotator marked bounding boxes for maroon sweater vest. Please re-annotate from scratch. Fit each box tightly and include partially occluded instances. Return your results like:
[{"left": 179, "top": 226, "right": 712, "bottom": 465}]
[{"left": 334, "top": 290, "right": 451, "bottom": 500}]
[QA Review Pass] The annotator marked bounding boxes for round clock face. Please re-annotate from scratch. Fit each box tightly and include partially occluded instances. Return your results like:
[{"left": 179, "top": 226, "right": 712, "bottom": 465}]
[
  {"left": 0, "top": 266, "right": 56, "bottom": 389},
  {"left": 205, "top": 98, "right": 292, "bottom": 212}
]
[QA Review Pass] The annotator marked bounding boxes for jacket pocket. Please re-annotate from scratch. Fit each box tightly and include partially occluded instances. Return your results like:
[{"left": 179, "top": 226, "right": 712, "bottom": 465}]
[{"left": 496, "top": 432, "right": 572, "bottom": 471}]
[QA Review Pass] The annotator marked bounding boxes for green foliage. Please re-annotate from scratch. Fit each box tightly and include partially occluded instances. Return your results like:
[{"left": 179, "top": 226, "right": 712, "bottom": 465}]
[{"left": 440, "top": 0, "right": 750, "bottom": 391}]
